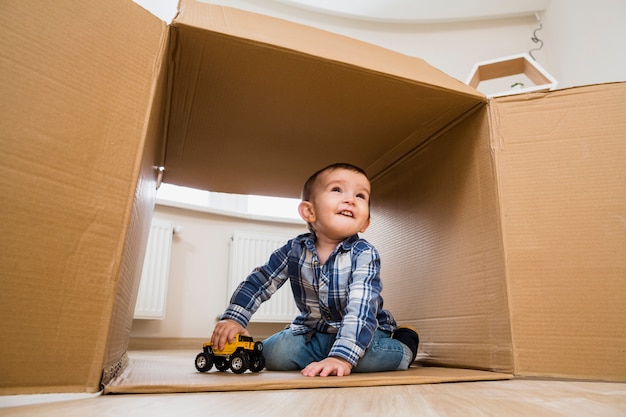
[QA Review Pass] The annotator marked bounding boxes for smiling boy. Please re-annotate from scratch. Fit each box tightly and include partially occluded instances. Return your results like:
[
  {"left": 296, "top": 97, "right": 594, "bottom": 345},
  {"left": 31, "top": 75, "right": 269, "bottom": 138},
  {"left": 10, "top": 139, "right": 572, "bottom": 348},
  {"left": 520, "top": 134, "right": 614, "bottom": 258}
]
[{"left": 211, "top": 163, "right": 418, "bottom": 376}]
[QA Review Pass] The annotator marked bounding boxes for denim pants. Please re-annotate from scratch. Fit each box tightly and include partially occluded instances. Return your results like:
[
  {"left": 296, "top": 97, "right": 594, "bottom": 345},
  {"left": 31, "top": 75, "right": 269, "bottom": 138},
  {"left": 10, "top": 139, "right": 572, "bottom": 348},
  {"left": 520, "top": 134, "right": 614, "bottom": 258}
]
[{"left": 262, "top": 328, "right": 406, "bottom": 372}]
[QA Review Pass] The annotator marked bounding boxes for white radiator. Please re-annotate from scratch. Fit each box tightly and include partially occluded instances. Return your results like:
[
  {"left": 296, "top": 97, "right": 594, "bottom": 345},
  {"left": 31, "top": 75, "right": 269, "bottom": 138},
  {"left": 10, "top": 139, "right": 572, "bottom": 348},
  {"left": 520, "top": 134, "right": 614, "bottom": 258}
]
[
  {"left": 228, "top": 231, "right": 299, "bottom": 323},
  {"left": 134, "top": 218, "right": 174, "bottom": 320}
]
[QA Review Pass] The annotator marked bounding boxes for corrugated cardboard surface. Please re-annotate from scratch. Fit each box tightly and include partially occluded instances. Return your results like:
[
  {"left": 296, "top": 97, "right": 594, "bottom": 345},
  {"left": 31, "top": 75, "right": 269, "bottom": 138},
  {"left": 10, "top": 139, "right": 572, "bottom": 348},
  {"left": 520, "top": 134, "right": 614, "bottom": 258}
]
[
  {"left": 368, "top": 106, "right": 513, "bottom": 373},
  {"left": 103, "top": 350, "right": 512, "bottom": 394},
  {"left": 369, "top": 83, "right": 626, "bottom": 381},
  {"left": 491, "top": 83, "right": 626, "bottom": 380},
  {"left": 101, "top": 19, "right": 172, "bottom": 389},
  {"left": 162, "top": 2, "right": 484, "bottom": 198},
  {"left": 0, "top": 0, "right": 167, "bottom": 394}
]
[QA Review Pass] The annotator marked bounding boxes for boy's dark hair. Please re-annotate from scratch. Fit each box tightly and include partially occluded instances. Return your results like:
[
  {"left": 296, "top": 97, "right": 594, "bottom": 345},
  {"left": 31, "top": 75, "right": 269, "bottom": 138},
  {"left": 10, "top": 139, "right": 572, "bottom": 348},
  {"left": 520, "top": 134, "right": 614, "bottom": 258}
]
[{"left": 301, "top": 163, "right": 369, "bottom": 202}]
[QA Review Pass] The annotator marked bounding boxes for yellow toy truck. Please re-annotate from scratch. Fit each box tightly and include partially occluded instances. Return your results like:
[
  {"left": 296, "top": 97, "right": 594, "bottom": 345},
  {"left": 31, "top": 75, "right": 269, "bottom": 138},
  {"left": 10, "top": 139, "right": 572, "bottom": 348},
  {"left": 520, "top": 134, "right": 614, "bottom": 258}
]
[{"left": 195, "top": 334, "right": 265, "bottom": 374}]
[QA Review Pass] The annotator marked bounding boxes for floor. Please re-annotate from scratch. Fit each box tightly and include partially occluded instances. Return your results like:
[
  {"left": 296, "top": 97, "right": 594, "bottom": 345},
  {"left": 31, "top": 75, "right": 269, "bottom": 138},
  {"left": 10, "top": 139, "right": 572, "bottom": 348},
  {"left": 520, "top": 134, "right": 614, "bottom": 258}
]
[{"left": 2, "top": 378, "right": 626, "bottom": 417}]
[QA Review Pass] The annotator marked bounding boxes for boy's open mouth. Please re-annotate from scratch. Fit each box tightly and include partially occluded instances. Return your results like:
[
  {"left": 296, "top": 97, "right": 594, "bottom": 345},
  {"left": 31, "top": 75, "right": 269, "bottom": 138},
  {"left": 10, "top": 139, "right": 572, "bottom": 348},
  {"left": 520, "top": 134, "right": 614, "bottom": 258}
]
[{"left": 339, "top": 210, "right": 353, "bottom": 217}]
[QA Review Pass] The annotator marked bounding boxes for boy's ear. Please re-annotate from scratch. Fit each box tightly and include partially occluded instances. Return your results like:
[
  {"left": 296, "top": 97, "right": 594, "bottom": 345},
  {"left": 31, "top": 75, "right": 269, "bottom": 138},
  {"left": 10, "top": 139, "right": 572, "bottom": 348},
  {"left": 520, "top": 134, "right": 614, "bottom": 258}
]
[{"left": 298, "top": 201, "right": 315, "bottom": 223}]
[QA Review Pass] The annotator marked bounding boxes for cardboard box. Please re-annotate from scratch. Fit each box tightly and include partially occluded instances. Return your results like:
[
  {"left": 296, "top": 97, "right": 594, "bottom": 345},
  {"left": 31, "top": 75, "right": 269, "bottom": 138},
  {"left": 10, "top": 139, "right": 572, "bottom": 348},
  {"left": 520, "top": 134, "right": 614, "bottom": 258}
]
[
  {"left": 370, "top": 83, "right": 626, "bottom": 381},
  {"left": 1, "top": 0, "right": 624, "bottom": 394}
]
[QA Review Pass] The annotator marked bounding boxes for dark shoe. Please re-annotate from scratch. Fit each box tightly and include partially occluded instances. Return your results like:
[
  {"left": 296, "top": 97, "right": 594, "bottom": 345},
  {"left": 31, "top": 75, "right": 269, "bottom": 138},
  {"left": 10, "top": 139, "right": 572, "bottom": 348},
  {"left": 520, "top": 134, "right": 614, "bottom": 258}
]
[{"left": 392, "top": 326, "right": 419, "bottom": 363}]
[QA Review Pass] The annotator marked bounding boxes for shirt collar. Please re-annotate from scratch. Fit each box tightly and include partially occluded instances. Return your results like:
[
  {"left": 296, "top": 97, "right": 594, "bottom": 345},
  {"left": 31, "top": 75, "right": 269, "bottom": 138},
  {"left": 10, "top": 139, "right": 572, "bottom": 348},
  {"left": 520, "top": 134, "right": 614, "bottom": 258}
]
[{"left": 298, "top": 233, "right": 359, "bottom": 252}]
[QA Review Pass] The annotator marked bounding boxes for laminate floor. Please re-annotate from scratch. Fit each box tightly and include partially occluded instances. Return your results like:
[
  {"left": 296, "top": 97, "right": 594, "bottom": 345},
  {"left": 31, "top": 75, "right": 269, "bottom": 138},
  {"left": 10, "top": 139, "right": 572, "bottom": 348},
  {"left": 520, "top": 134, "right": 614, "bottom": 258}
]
[{"left": 2, "top": 378, "right": 625, "bottom": 417}]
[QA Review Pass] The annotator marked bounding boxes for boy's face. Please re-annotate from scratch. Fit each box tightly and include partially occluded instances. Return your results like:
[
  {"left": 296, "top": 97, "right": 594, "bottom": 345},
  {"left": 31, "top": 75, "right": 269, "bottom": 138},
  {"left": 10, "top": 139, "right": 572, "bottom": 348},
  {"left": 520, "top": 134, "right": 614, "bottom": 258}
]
[{"left": 298, "top": 168, "right": 371, "bottom": 241}]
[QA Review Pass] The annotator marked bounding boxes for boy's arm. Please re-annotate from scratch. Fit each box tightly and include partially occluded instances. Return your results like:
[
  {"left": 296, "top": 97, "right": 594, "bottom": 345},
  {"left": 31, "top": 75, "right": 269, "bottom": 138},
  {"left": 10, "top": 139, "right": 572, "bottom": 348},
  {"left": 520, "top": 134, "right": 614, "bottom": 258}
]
[{"left": 217, "top": 240, "right": 292, "bottom": 334}]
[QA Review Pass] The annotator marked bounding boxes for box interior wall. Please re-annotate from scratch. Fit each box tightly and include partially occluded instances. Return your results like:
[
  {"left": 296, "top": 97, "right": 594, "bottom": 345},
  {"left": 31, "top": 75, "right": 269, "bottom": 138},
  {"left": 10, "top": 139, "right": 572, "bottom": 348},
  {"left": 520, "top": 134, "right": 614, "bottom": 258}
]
[{"left": 369, "top": 106, "right": 514, "bottom": 373}]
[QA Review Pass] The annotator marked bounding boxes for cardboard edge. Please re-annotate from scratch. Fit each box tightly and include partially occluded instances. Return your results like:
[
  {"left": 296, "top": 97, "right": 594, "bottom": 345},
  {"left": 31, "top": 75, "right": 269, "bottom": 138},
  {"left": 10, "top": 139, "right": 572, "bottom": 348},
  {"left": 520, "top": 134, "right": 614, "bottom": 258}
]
[
  {"left": 369, "top": 100, "right": 488, "bottom": 182},
  {"left": 103, "top": 366, "right": 513, "bottom": 394},
  {"left": 484, "top": 97, "right": 519, "bottom": 375},
  {"left": 97, "top": 16, "right": 173, "bottom": 392}
]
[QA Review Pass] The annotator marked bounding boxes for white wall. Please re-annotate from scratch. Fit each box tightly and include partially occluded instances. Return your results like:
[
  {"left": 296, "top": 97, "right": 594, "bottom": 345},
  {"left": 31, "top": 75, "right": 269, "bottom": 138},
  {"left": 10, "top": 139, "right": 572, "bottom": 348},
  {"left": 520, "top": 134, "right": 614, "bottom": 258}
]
[
  {"left": 541, "top": 0, "right": 626, "bottom": 89},
  {"left": 131, "top": 205, "right": 307, "bottom": 340},
  {"left": 131, "top": 0, "right": 626, "bottom": 341}
]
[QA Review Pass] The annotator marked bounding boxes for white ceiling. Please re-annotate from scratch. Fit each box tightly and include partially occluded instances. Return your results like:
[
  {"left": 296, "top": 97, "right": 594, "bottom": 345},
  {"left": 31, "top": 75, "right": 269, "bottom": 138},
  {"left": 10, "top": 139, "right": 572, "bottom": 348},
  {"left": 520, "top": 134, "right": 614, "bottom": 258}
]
[
  {"left": 135, "top": 0, "right": 552, "bottom": 24},
  {"left": 272, "top": 0, "right": 552, "bottom": 23}
]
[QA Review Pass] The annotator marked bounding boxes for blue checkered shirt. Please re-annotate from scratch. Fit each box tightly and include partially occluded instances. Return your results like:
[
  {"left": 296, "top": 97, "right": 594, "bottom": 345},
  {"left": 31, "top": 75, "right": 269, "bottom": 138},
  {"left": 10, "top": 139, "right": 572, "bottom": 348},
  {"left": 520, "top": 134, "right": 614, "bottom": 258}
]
[{"left": 221, "top": 233, "right": 397, "bottom": 366}]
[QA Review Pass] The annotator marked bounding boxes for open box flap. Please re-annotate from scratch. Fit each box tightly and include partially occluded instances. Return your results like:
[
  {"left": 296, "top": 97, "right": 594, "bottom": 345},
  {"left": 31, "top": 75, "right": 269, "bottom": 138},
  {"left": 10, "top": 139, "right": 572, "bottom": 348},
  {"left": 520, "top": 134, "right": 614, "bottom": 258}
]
[
  {"left": 162, "top": 1, "right": 486, "bottom": 198},
  {"left": 0, "top": 0, "right": 169, "bottom": 394}
]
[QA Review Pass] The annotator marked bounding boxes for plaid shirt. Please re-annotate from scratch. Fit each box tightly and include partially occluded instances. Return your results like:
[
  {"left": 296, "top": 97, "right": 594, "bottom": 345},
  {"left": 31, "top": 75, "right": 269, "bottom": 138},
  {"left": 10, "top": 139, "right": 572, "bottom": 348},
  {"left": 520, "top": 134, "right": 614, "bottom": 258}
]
[{"left": 221, "top": 233, "right": 397, "bottom": 366}]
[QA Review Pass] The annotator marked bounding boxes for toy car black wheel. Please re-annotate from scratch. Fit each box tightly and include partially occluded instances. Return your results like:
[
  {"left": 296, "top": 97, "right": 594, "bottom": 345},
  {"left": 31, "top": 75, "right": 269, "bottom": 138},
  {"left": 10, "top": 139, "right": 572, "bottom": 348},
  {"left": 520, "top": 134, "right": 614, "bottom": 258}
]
[
  {"left": 254, "top": 342, "right": 263, "bottom": 353},
  {"left": 230, "top": 353, "right": 249, "bottom": 374},
  {"left": 249, "top": 355, "right": 266, "bottom": 372},
  {"left": 215, "top": 357, "right": 229, "bottom": 372},
  {"left": 195, "top": 352, "right": 214, "bottom": 372}
]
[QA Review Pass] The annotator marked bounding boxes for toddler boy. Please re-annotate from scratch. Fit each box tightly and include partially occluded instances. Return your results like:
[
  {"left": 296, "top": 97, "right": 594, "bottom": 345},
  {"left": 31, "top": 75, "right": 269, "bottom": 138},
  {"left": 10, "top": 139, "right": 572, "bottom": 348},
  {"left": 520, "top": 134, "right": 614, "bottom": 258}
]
[{"left": 211, "top": 163, "right": 418, "bottom": 376}]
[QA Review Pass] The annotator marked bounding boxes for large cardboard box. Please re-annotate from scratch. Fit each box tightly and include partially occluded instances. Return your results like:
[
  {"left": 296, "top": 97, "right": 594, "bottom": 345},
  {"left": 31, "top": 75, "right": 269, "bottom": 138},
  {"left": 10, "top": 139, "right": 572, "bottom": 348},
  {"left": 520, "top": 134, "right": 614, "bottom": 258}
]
[{"left": 1, "top": 0, "right": 624, "bottom": 394}]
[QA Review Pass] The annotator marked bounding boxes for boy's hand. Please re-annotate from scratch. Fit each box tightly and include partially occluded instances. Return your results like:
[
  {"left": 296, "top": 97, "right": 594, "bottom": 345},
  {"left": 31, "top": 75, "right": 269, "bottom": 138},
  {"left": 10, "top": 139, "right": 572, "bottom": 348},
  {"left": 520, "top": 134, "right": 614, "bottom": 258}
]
[
  {"left": 211, "top": 319, "right": 250, "bottom": 350},
  {"left": 301, "top": 357, "right": 353, "bottom": 377}
]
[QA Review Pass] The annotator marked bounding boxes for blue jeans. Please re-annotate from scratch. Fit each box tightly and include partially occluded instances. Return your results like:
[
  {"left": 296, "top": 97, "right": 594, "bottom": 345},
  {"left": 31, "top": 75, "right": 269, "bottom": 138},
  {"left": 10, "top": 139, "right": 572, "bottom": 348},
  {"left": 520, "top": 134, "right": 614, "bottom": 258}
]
[{"left": 262, "top": 328, "right": 407, "bottom": 372}]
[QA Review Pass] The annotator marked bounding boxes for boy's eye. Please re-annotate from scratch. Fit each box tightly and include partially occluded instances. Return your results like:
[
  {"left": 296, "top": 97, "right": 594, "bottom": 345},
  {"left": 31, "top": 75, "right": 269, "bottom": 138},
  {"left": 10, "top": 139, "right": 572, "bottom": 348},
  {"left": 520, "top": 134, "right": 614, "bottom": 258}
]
[{"left": 331, "top": 187, "right": 341, "bottom": 192}]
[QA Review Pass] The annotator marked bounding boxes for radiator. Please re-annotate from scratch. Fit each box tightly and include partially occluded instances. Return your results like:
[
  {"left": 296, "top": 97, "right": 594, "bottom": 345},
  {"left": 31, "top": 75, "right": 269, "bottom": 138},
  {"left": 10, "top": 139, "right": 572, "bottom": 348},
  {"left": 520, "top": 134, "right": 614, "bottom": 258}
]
[
  {"left": 228, "top": 231, "right": 299, "bottom": 323},
  {"left": 134, "top": 218, "right": 174, "bottom": 320}
]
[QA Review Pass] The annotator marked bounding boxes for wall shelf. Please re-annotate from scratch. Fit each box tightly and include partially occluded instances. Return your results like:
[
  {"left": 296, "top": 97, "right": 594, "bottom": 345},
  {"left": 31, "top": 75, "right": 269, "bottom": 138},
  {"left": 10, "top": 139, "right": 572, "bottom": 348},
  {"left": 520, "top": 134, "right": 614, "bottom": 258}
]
[{"left": 466, "top": 53, "right": 557, "bottom": 97}]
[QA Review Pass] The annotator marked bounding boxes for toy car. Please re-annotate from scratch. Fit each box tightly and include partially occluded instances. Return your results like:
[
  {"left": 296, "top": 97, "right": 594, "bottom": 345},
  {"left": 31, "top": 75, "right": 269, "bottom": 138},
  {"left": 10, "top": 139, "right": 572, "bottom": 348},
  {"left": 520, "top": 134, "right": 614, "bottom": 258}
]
[{"left": 195, "top": 334, "right": 265, "bottom": 374}]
